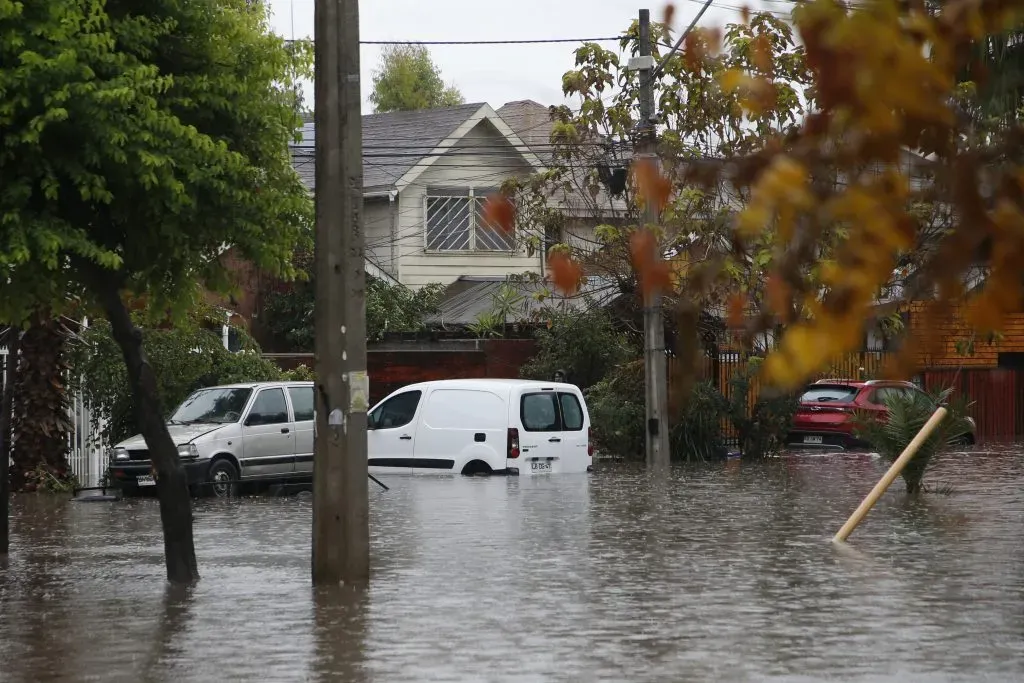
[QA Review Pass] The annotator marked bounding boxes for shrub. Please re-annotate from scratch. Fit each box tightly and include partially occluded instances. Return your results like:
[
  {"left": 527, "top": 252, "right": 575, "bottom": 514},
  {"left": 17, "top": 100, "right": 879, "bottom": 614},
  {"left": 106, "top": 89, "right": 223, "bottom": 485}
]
[
  {"left": 672, "top": 381, "right": 729, "bottom": 461},
  {"left": 585, "top": 360, "right": 647, "bottom": 458},
  {"left": 853, "top": 388, "right": 974, "bottom": 494},
  {"left": 726, "top": 360, "right": 799, "bottom": 459},
  {"left": 283, "top": 364, "right": 315, "bottom": 381},
  {"left": 587, "top": 360, "right": 728, "bottom": 461},
  {"left": 520, "top": 308, "right": 635, "bottom": 389}
]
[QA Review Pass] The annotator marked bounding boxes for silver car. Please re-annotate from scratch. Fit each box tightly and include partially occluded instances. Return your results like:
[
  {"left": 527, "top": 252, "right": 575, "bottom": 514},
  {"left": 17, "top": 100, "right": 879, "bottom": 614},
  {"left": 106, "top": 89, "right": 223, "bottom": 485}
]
[{"left": 107, "top": 381, "right": 315, "bottom": 497}]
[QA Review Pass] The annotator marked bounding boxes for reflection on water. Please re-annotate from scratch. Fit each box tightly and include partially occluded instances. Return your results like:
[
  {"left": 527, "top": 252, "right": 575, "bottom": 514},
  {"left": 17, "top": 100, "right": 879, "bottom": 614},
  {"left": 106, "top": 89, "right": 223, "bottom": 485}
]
[{"left": 2, "top": 450, "right": 1024, "bottom": 682}]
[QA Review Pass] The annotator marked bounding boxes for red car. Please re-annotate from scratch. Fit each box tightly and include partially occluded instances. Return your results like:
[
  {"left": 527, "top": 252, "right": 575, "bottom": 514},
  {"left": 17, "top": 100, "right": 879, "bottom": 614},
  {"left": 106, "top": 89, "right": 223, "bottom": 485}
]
[{"left": 786, "top": 379, "right": 977, "bottom": 449}]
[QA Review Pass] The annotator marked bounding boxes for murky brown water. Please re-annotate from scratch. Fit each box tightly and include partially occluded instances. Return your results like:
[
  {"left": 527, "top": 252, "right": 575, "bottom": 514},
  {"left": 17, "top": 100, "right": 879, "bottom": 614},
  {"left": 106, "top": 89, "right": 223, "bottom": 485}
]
[{"left": 2, "top": 450, "right": 1024, "bottom": 682}]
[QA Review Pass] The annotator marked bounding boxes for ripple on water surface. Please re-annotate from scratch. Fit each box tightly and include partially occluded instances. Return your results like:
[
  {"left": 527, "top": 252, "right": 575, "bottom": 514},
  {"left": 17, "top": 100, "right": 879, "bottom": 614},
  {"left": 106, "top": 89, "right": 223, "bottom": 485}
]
[{"left": 2, "top": 449, "right": 1024, "bottom": 682}]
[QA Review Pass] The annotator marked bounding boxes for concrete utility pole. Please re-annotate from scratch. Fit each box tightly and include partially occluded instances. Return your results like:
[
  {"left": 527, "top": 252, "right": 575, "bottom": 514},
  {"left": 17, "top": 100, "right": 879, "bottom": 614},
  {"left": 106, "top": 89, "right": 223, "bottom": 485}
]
[
  {"left": 632, "top": 9, "right": 671, "bottom": 468},
  {"left": 312, "top": 0, "right": 370, "bottom": 585}
]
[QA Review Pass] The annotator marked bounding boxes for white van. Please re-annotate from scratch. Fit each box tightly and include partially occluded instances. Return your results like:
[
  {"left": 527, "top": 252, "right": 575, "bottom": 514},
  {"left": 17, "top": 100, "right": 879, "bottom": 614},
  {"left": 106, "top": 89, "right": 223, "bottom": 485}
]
[{"left": 367, "top": 379, "right": 593, "bottom": 476}]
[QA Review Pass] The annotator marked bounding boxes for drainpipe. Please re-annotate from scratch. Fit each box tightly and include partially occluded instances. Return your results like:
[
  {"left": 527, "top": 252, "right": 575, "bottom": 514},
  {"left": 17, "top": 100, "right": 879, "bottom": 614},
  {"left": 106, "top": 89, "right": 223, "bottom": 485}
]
[
  {"left": 389, "top": 188, "right": 399, "bottom": 282},
  {"left": 222, "top": 310, "right": 231, "bottom": 350}
]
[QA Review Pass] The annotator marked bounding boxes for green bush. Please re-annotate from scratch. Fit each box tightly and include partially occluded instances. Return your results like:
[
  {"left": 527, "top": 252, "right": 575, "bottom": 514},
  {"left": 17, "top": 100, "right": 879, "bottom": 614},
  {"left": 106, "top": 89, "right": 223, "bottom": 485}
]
[
  {"left": 211, "top": 348, "right": 285, "bottom": 386},
  {"left": 585, "top": 360, "right": 648, "bottom": 458},
  {"left": 520, "top": 308, "right": 635, "bottom": 389},
  {"left": 853, "top": 388, "right": 974, "bottom": 494},
  {"left": 673, "top": 381, "right": 729, "bottom": 461},
  {"left": 586, "top": 360, "right": 728, "bottom": 461},
  {"left": 283, "top": 363, "right": 315, "bottom": 381},
  {"left": 726, "top": 360, "right": 799, "bottom": 459}
]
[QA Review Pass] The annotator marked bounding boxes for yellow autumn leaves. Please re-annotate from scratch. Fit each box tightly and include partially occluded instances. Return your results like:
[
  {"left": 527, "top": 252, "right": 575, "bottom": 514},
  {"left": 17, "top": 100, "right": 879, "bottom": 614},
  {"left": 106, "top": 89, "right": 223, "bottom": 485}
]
[
  {"left": 737, "top": 156, "right": 812, "bottom": 242},
  {"left": 706, "top": 0, "right": 1024, "bottom": 390}
]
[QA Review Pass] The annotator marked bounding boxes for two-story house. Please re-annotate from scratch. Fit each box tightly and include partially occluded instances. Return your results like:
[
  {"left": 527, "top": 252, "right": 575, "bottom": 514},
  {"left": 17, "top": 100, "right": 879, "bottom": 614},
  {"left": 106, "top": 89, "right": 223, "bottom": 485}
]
[{"left": 291, "top": 103, "right": 547, "bottom": 291}]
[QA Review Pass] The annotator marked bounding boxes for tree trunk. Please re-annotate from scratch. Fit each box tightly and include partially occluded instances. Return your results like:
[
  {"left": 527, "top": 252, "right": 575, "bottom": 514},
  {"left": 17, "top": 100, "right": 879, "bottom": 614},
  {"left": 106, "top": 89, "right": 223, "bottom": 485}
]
[
  {"left": 97, "top": 282, "right": 199, "bottom": 584},
  {"left": 9, "top": 316, "right": 73, "bottom": 492},
  {"left": 1, "top": 331, "right": 19, "bottom": 555}
]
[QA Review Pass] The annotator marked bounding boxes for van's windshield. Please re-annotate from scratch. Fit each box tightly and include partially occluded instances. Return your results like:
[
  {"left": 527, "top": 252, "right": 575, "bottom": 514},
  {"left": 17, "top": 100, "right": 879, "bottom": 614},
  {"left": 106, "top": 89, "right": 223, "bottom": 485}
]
[{"left": 169, "top": 387, "right": 253, "bottom": 425}]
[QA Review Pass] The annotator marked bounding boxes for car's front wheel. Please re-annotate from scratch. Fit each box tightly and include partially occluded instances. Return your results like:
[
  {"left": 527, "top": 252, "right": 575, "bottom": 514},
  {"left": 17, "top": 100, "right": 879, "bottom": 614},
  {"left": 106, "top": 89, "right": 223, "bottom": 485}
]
[{"left": 206, "top": 458, "right": 240, "bottom": 498}]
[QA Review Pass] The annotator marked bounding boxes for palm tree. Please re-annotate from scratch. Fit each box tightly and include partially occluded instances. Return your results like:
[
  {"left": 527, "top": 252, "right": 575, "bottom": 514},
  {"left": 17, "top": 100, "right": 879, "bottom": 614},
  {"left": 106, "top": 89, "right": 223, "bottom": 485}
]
[
  {"left": 853, "top": 388, "right": 974, "bottom": 495},
  {"left": 8, "top": 314, "right": 74, "bottom": 492}
]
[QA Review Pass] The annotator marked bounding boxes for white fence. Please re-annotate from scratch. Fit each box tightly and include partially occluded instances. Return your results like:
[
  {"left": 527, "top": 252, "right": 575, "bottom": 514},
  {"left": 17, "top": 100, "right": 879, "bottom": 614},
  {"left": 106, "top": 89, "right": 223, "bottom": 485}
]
[{"left": 2, "top": 346, "right": 107, "bottom": 489}]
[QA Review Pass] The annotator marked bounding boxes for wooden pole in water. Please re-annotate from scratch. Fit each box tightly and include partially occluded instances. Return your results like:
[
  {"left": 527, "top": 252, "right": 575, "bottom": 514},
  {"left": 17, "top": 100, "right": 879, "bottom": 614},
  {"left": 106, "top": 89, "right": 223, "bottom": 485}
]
[
  {"left": 311, "top": 0, "right": 370, "bottom": 584},
  {"left": 832, "top": 406, "right": 947, "bottom": 544}
]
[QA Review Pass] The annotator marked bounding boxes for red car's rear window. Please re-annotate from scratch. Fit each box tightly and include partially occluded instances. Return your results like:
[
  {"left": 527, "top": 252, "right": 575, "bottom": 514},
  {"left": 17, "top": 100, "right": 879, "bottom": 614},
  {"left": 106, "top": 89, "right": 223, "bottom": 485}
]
[{"left": 799, "top": 385, "right": 860, "bottom": 403}]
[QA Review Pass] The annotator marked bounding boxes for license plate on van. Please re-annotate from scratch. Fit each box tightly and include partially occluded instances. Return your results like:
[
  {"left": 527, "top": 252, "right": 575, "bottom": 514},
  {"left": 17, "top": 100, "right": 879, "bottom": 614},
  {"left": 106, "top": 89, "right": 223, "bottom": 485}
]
[
  {"left": 530, "top": 461, "right": 552, "bottom": 473},
  {"left": 803, "top": 435, "right": 823, "bottom": 445},
  {"left": 137, "top": 475, "right": 156, "bottom": 486}
]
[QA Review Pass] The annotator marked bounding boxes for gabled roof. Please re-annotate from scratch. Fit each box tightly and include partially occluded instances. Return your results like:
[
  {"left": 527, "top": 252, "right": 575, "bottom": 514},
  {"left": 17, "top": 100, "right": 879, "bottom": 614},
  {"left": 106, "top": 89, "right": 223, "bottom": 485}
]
[
  {"left": 291, "top": 103, "right": 544, "bottom": 195},
  {"left": 496, "top": 100, "right": 629, "bottom": 220}
]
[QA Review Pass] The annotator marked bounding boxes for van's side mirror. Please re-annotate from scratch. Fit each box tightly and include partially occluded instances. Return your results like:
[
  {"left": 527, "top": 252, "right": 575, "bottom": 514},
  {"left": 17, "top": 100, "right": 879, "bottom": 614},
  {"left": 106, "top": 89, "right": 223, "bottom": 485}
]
[{"left": 367, "top": 413, "right": 377, "bottom": 430}]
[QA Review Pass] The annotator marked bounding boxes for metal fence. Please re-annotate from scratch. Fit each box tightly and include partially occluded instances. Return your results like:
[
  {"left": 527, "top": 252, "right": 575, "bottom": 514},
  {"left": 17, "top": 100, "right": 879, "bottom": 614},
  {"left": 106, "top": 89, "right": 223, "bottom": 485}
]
[
  {"left": 674, "top": 350, "right": 1024, "bottom": 443},
  {"left": 2, "top": 346, "right": 107, "bottom": 489}
]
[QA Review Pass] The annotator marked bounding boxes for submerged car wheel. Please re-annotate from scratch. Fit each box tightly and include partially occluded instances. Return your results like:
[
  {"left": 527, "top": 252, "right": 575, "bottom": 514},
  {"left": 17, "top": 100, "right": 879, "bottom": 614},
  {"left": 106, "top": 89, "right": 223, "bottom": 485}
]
[{"left": 206, "top": 459, "right": 240, "bottom": 498}]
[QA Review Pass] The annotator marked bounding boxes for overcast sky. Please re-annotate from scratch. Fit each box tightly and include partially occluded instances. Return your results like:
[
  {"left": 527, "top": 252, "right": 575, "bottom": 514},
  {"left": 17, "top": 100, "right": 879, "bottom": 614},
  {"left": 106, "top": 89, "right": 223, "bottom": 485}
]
[{"left": 266, "top": 0, "right": 785, "bottom": 114}]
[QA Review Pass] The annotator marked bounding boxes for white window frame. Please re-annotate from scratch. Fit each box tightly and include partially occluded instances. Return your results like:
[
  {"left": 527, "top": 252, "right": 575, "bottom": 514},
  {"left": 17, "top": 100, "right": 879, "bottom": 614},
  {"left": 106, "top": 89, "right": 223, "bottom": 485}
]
[{"left": 424, "top": 186, "right": 515, "bottom": 253}]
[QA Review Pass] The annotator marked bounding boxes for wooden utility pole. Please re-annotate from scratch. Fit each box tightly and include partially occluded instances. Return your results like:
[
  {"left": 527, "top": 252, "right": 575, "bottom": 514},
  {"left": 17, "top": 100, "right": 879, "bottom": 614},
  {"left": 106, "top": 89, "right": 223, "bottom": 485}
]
[
  {"left": 0, "top": 332, "right": 18, "bottom": 556},
  {"left": 312, "top": 0, "right": 370, "bottom": 584},
  {"left": 633, "top": 9, "right": 671, "bottom": 468}
]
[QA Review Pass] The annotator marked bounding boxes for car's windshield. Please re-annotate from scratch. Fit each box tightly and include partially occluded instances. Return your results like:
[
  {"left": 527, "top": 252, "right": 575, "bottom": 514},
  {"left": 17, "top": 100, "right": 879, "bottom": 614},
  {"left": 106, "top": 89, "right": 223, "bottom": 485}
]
[{"left": 169, "top": 387, "right": 253, "bottom": 425}]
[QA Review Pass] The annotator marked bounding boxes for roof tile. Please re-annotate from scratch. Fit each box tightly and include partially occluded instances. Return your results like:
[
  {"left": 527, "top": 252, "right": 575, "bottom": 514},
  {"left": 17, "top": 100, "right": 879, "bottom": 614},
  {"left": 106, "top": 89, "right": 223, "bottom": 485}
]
[{"left": 292, "top": 103, "right": 485, "bottom": 193}]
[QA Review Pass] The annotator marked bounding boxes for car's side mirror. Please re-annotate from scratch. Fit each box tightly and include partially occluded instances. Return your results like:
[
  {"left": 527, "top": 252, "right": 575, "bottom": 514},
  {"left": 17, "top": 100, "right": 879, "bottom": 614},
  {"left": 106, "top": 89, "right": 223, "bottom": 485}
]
[
  {"left": 367, "top": 413, "right": 377, "bottom": 430},
  {"left": 244, "top": 414, "right": 262, "bottom": 427}
]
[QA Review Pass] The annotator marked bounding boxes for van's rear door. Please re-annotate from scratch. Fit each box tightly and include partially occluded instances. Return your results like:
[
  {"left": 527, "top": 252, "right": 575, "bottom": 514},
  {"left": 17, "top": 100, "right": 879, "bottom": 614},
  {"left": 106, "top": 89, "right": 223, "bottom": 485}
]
[
  {"left": 555, "top": 390, "right": 589, "bottom": 473},
  {"left": 517, "top": 389, "right": 562, "bottom": 473}
]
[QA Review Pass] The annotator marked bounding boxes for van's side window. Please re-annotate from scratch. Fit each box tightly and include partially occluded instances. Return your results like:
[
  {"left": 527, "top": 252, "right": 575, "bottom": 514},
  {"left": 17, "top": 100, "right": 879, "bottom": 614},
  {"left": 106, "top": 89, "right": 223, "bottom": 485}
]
[
  {"left": 521, "top": 393, "right": 560, "bottom": 432},
  {"left": 558, "top": 393, "right": 584, "bottom": 431},
  {"left": 371, "top": 390, "right": 422, "bottom": 429},
  {"left": 288, "top": 386, "right": 315, "bottom": 422},
  {"left": 247, "top": 388, "right": 289, "bottom": 426}
]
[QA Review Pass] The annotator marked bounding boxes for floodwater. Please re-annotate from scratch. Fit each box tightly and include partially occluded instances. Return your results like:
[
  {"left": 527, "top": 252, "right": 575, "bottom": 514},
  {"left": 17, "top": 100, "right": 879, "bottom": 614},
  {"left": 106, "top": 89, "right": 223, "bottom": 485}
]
[{"left": 2, "top": 450, "right": 1024, "bottom": 682}]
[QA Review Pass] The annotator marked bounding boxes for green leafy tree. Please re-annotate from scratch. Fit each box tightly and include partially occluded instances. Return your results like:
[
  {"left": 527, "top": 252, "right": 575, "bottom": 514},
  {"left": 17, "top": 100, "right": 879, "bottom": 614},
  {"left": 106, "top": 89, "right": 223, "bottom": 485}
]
[
  {"left": 853, "top": 389, "right": 974, "bottom": 495},
  {"left": 262, "top": 251, "right": 444, "bottom": 349},
  {"left": 0, "top": 0, "right": 312, "bottom": 582},
  {"left": 501, "top": 12, "right": 818, "bottom": 381},
  {"left": 368, "top": 44, "right": 465, "bottom": 113}
]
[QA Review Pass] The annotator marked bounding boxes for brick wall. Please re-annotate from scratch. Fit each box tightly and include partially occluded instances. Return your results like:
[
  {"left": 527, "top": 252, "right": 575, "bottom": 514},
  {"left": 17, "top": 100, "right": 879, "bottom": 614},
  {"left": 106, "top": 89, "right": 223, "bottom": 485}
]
[
  {"left": 265, "top": 339, "right": 537, "bottom": 405},
  {"left": 204, "top": 247, "right": 263, "bottom": 334},
  {"left": 909, "top": 301, "right": 1024, "bottom": 368}
]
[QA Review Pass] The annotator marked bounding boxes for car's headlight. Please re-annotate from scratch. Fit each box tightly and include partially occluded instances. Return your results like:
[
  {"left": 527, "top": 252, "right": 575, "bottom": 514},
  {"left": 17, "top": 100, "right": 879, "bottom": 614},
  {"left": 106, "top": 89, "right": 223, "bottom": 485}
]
[
  {"left": 110, "top": 447, "right": 129, "bottom": 463},
  {"left": 177, "top": 444, "right": 199, "bottom": 460}
]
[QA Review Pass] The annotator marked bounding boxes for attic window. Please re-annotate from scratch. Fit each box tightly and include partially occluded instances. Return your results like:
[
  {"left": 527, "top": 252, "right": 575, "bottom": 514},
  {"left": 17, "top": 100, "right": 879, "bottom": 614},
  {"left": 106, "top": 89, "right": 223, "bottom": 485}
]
[{"left": 425, "top": 187, "right": 514, "bottom": 252}]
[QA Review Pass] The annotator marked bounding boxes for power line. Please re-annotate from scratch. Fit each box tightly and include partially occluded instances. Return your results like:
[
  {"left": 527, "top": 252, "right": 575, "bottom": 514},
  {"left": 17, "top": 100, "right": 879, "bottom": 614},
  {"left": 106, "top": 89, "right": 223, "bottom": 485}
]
[
  {"left": 654, "top": 0, "right": 715, "bottom": 80},
  {"left": 285, "top": 37, "right": 628, "bottom": 46},
  {"left": 362, "top": 37, "right": 627, "bottom": 45}
]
